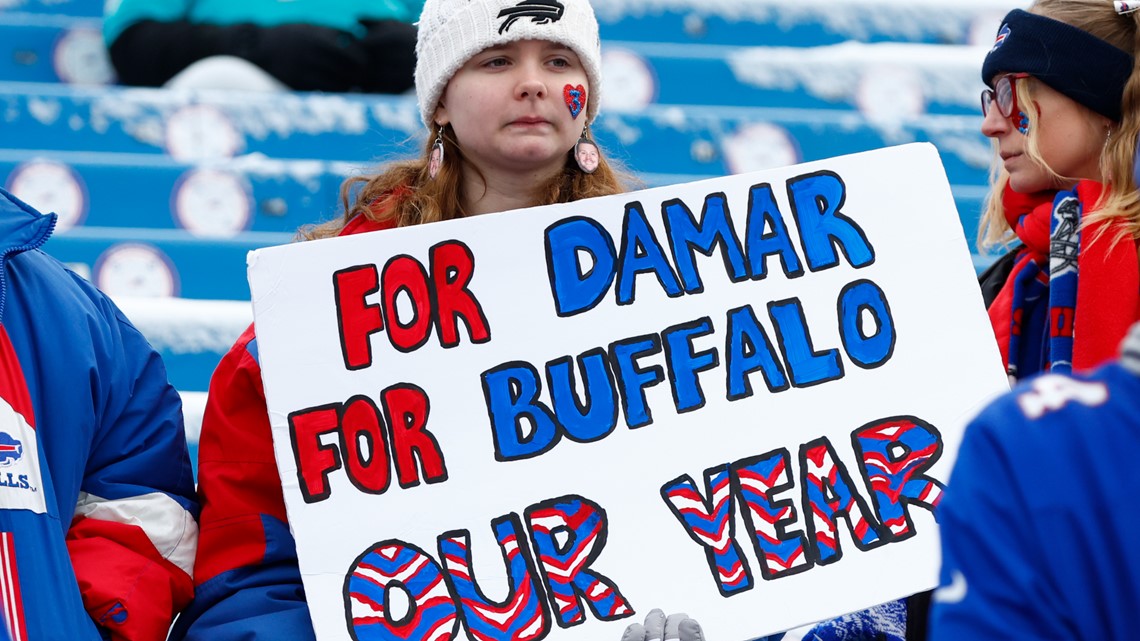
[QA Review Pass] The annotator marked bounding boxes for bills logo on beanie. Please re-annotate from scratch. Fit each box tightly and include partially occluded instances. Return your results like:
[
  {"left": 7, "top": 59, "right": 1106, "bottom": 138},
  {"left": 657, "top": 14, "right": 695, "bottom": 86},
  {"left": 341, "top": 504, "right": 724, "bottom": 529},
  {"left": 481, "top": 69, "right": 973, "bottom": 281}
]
[
  {"left": 498, "top": 0, "right": 565, "bottom": 33},
  {"left": 992, "top": 23, "right": 1010, "bottom": 51},
  {"left": 415, "top": 0, "right": 603, "bottom": 127}
]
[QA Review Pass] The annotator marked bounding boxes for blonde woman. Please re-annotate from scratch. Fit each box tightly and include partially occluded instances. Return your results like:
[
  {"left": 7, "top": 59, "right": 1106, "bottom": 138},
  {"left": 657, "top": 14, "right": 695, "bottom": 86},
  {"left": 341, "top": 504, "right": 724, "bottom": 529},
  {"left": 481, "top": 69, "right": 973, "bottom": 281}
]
[{"left": 977, "top": 0, "right": 1140, "bottom": 382}]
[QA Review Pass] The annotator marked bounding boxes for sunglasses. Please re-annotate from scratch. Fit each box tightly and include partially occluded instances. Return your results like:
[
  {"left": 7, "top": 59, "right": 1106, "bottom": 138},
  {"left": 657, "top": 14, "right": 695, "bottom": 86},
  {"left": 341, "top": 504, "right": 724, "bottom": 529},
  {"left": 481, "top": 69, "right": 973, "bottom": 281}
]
[{"left": 981, "top": 73, "right": 1031, "bottom": 127}]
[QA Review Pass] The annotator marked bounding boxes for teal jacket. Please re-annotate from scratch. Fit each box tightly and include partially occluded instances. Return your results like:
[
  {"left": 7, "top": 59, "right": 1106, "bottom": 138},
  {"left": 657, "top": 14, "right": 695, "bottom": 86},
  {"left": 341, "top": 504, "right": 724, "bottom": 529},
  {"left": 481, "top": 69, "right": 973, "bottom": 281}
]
[{"left": 104, "top": 0, "right": 425, "bottom": 44}]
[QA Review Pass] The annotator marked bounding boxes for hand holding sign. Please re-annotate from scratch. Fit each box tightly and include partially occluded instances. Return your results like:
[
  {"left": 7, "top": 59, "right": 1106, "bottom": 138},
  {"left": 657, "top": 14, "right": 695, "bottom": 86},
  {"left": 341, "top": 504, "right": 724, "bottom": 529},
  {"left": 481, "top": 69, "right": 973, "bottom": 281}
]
[{"left": 621, "top": 610, "right": 706, "bottom": 641}]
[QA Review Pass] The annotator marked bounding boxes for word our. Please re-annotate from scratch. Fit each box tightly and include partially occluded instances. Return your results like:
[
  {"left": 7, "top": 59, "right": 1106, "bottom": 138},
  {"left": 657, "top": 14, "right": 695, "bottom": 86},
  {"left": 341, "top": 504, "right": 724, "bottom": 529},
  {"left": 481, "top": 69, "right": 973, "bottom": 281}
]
[{"left": 344, "top": 495, "right": 633, "bottom": 641}]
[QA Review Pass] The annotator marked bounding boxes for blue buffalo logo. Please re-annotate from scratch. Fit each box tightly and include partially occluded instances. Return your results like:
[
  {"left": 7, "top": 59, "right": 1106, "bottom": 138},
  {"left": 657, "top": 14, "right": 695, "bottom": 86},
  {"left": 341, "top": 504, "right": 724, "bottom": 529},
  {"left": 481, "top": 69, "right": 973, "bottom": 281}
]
[
  {"left": 101, "top": 602, "right": 129, "bottom": 626},
  {"left": 0, "top": 432, "right": 22, "bottom": 468}
]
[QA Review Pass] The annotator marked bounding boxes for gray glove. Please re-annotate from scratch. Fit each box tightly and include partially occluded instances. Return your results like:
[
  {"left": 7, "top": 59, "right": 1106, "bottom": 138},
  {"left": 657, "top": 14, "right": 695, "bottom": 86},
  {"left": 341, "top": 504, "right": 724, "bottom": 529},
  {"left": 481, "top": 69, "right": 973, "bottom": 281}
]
[{"left": 621, "top": 609, "right": 706, "bottom": 641}]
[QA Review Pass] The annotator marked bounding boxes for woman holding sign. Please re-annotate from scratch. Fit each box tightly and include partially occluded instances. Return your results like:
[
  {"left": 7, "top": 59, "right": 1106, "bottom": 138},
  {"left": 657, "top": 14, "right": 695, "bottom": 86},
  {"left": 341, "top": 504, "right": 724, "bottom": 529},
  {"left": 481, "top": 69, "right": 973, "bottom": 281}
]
[
  {"left": 977, "top": 0, "right": 1140, "bottom": 382},
  {"left": 168, "top": 1, "right": 626, "bottom": 640}
]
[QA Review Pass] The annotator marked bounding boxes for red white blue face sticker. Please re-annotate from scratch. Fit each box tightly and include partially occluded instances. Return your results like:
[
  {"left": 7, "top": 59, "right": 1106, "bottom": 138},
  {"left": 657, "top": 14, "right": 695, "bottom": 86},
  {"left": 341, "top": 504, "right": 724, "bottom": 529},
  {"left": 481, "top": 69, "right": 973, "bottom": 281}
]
[
  {"left": 563, "top": 84, "right": 585, "bottom": 120},
  {"left": 1017, "top": 110, "right": 1030, "bottom": 135}
]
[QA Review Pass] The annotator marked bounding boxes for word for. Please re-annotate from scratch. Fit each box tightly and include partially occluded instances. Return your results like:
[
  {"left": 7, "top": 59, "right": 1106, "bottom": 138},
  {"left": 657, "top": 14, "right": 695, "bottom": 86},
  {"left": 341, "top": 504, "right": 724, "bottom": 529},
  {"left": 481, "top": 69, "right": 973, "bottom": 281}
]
[
  {"left": 663, "top": 416, "right": 943, "bottom": 594},
  {"left": 333, "top": 240, "right": 491, "bottom": 371},
  {"left": 482, "top": 279, "right": 895, "bottom": 462},
  {"left": 344, "top": 495, "right": 633, "bottom": 641},
  {"left": 288, "top": 383, "right": 447, "bottom": 503},
  {"left": 545, "top": 171, "right": 873, "bottom": 317}
]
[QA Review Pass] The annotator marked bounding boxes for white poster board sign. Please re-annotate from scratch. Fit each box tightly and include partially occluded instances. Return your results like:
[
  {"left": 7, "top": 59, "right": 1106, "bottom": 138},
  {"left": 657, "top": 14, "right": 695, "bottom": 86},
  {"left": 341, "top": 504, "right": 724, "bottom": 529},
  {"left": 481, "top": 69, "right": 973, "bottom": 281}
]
[{"left": 248, "top": 143, "right": 1008, "bottom": 641}]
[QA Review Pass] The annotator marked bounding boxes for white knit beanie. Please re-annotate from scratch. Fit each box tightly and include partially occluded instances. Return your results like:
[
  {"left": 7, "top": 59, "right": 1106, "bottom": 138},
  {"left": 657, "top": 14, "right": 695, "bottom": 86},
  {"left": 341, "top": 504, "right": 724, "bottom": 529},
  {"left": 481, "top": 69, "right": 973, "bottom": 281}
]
[{"left": 415, "top": 0, "right": 602, "bottom": 128}]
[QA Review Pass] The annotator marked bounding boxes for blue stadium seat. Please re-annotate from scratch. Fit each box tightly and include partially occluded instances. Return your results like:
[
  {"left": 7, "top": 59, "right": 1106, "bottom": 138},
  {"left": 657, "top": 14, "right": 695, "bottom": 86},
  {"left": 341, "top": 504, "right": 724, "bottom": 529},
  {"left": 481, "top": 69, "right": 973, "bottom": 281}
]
[
  {"left": 45, "top": 227, "right": 291, "bottom": 300},
  {"left": 0, "top": 0, "right": 102, "bottom": 18},
  {"left": 597, "top": 105, "right": 990, "bottom": 187},
  {"left": 0, "top": 82, "right": 424, "bottom": 160},
  {"left": 0, "top": 13, "right": 111, "bottom": 84},
  {"left": 595, "top": 1, "right": 1008, "bottom": 47},
  {"left": 0, "top": 149, "right": 360, "bottom": 234},
  {"left": 0, "top": 83, "right": 991, "bottom": 184},
  {"left": 603, "top": 41, "right": 985, "bottom": 115},
  {"left": 114, "top": 297, "right": 250, "bottom": 396}
]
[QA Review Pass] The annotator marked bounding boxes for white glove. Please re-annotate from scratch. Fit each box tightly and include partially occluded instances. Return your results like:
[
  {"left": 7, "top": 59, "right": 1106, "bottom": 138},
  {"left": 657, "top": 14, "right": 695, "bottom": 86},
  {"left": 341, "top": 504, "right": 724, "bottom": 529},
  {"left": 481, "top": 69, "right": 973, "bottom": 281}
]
[{"left": 621, "top": 609, "right": 706, "bottom": 641}]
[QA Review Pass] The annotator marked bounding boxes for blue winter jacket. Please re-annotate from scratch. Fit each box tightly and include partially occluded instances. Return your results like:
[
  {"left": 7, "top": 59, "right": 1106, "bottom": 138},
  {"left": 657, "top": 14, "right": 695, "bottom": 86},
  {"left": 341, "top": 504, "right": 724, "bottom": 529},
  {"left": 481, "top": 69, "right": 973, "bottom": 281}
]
[
  {"left": 930, "top": 337, "right": 1140, "bottom": 640},
  {"left": 0, "top": 188, "right": 198, "bottom": 641}
]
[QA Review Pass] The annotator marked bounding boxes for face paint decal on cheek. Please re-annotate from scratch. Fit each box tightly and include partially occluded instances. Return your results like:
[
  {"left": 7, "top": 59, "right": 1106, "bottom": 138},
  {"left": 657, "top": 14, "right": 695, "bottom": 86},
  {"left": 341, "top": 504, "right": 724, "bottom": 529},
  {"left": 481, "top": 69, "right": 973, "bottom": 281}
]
[
  {"left": 563, "top": 84, "right": 585, "bottom": 119},
  {"left": 1017, "top": 111, "right": 1030, "bottom": 135}
]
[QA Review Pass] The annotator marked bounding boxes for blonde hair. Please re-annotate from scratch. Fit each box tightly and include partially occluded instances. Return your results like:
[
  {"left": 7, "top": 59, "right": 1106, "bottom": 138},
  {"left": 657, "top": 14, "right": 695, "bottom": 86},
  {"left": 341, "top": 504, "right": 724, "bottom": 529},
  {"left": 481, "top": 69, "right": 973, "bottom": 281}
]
[
  {"left": 978, "top": 0, "right": 1140, "bottom": 251},
  {"left": 303, "top": 124, "right": 631, "bottom": 239}
]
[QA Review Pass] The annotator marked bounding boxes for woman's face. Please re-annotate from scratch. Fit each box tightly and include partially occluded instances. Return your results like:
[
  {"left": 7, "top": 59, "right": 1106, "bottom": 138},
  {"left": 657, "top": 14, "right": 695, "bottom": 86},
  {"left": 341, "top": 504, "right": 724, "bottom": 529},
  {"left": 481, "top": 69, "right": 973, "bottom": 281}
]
[
  {"left": 434, "top": 39, "right": 588, "bottom": 179},
  {"left": 981, "top": 75, "right": 1110, "bottom": 193}
]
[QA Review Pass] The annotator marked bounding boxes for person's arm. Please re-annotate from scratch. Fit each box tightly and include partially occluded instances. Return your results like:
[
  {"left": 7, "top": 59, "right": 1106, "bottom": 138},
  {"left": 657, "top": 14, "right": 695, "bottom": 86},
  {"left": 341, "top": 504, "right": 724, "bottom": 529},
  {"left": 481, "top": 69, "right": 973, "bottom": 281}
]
[
  {"left": 65, "top": 300, "right": 198, "bottom": 641},
  {"left": 168, "top": 325, "right": 317, "bottom": 641}
]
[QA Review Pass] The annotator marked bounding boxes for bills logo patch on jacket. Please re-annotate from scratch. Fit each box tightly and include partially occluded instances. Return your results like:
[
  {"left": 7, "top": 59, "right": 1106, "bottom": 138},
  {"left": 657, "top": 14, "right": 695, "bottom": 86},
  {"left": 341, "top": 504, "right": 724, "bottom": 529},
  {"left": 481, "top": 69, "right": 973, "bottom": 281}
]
[
  {"left": 0, "top": 433, "right": 20, "bottom": 467},
  {"left": 0, "top": 402, "right": 44, "bottom": 513}
]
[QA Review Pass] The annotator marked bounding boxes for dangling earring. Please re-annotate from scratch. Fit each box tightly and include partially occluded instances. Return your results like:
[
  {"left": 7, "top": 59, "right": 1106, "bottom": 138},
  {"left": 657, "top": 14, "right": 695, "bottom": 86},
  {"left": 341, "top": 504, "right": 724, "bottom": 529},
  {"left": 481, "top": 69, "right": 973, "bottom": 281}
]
[
  {"left": 574, "top": 124, "right": 599, "bottom": 174},
  {"left": 429, "top": 125, "right": 445, "bottom": 180}
]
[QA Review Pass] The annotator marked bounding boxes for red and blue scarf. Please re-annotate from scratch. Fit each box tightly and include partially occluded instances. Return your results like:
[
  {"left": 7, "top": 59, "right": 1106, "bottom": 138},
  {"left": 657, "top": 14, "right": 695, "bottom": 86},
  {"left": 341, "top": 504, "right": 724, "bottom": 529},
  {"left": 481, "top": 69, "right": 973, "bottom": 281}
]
[{"left": 989, "top": 181, "right": 1140, "bottom": 380}]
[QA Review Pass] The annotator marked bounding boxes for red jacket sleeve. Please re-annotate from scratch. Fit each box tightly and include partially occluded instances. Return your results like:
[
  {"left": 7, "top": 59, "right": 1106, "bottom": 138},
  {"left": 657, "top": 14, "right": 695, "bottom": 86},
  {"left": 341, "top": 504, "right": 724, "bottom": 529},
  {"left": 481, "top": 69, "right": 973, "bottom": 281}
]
[
  {"left": 169, "top": 325, "right": 317, "bottom": 641},
  {"left": 195, "top": 324, "right": 289, "bottom": 585},
  {"left": 172, "top": 211, "right": 398, "bottom": 641}
]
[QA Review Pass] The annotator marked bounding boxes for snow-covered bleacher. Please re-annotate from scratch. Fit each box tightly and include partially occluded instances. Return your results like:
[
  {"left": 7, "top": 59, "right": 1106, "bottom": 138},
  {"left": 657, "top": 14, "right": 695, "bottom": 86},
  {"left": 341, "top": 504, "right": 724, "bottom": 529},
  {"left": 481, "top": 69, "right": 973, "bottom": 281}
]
[
  {"left": 0, "top": 0, "right": 1014, "bottom": 470},
  {"left": 593, "top": 0, "right": 1010, "bottom": 46}
]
